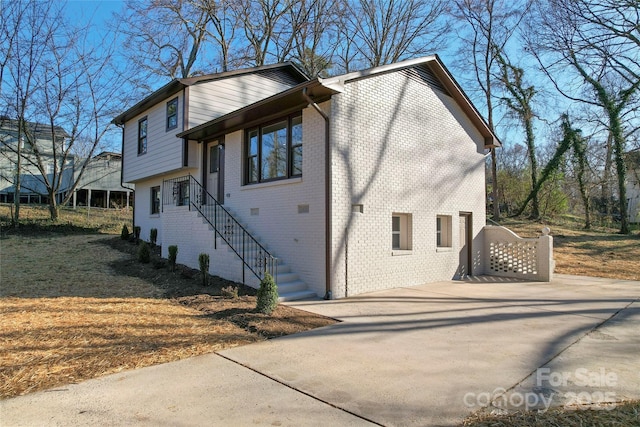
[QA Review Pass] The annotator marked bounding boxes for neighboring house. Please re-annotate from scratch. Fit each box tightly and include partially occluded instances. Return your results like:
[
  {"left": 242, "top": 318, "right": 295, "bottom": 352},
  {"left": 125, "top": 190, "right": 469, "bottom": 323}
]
[
  {"left": 114, "top": 56, "right": 502, "bottom": 300},
  {"left": 626, "top": 148, "right": 640, "bottom": 224},
  {"left": 72, "top": 152, "right": 133, "bottom": 209},
  {"left": 0, "top": 117, "right": 74, "bottom": 204}
]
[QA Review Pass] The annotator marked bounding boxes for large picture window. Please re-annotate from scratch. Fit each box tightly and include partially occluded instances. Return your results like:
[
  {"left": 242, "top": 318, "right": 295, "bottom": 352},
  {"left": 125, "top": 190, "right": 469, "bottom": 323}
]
[
  {"left": 138, "top": 117, "right": 147, "bottom": 155},
  {"left": 245, "top": 113, "right": 302, "bottom": 184}
]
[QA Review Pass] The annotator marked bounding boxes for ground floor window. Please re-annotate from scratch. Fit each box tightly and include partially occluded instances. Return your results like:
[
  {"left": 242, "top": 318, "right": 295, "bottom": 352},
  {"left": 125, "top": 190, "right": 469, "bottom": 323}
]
[
  {"left": 392, "top": 213, "right": 412, "bottom": 250},
  {"left": 437, "top": 215, "right": 452, "bottom": 248},
  {"left": 151, "top": 186, "right": 160, "bottom": 214}
]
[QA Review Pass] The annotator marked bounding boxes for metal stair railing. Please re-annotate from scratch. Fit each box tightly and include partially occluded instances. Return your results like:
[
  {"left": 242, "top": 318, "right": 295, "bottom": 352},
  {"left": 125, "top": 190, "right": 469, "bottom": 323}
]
[{"left": 163, "top": 175, "right": 277, "bottom": 283}]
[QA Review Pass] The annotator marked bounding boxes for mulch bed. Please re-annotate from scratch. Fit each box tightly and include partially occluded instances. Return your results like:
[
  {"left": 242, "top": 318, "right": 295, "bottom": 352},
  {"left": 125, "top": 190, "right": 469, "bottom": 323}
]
[{"left": 102, "top": 236, "right": 337, "bottom": 339}]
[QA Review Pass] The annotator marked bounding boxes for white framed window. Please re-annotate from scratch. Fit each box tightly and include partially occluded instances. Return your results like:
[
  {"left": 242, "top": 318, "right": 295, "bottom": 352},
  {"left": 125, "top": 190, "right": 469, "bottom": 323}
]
[
  {"left": 392, "top": 213, "right": 412, "bottom": 251},
  {"left": 437, "top": 215, "right": 452, "bottom": 248}
]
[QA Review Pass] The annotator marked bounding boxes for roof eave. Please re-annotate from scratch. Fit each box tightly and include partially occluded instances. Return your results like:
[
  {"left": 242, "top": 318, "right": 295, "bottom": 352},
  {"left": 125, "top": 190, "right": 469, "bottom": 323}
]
[
  {"left": 177, "top": 79, "right": 340, "bottom": 142},
  {"left": 427, "top": 55, "right": 502, "bottom": 148},
  {"left": 113, "top": 62, "right": 311, "bottom": 126}
]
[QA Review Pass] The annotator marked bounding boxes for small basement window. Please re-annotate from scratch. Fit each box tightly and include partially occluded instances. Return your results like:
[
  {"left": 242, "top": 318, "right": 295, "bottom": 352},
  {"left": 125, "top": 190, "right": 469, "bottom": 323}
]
[
  {"left": 437, "top": 215, "right": 452, "bottom": 248},
  {"left": 392, "top": 213, "right": 412, "bottom": 251}
]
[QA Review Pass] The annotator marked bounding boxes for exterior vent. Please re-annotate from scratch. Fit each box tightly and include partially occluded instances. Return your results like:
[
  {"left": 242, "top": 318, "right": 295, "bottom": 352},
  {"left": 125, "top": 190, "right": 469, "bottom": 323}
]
[
  {"left": 298, "top": 204, "right": 309, "bottom": 214},
  {"left": 257, "top": 69, "right": 303, "bottom": 86},
  {"left": 403, "top": 66, "right": 450, "bottom": 96}
]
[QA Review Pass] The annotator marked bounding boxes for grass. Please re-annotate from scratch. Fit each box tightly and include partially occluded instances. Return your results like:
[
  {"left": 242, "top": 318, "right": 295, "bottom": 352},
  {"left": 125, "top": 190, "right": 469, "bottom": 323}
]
[
  {"left": 0, "top": 205, "right": 335, "bottom": 399},
  {"left": 0, "top": 204, "right": 132, "bottom": 235},
  {"left": 462, "top": 400, "right": 640, "bottom": 426},
  {"left": 499, "top": 216, "right": 640, "bottom": 281}
]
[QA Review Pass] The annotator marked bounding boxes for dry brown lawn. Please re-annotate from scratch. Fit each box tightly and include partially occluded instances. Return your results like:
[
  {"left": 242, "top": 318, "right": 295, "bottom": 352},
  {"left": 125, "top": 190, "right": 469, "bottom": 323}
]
[
  {"left": 0, "top": 229, "right": 334, "bottom": 399},
  {"left": 502, "top": 218, "right": 640, "bottom": 281}
]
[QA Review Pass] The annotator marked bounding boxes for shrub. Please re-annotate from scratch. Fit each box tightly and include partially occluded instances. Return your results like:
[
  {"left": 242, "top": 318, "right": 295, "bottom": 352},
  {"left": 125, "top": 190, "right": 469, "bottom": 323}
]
[
  {"left": 149, "top": 228, "right": 158, "bottom": 247},
  {"left": 120, "top": 224, "right": 129, "bottom": 240},
  {"left": 168, "top": 245, "right": 178, "bottom": 271},
  {"left": 198, "top": 253, "right": 210, "bottom": 286},
  {"left": 137, "top": 241, "right": 150, "bottom": 263},
  {"left": 221, "top": 285, "right": 238, "bottom": 299},
  {"left": 256, "top": 273, "right": 278, "bottom": 315},
  {"left": 133, "top": 226, "right": 141, "bottom": 243}
]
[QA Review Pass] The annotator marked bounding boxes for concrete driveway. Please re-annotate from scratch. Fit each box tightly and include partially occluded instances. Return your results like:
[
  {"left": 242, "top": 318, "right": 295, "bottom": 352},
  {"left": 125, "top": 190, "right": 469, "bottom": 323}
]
[{"left": 1, "top": 274, "right": 638, "bottom": 426}]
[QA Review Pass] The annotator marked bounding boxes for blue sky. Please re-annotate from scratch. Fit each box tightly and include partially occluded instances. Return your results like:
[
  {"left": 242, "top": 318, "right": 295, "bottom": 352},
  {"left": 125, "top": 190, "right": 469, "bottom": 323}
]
[
  {"left": 56, "top": 0, "right": 634, "bottom": 155},
  {"left": 64, "top": 0, "right": 123, "bottom": 23}
]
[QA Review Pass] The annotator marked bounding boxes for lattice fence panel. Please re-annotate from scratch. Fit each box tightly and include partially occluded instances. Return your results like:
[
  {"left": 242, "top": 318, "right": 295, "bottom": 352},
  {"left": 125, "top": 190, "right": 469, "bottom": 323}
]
[{"left": 488, "top": 241, "right": 538, "bottom": 275}]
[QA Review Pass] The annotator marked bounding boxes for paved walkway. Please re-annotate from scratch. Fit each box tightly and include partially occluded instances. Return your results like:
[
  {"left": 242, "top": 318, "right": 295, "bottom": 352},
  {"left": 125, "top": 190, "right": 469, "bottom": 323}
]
[{"left": 1, "top": 275, "right": 638, "bottom": 426}]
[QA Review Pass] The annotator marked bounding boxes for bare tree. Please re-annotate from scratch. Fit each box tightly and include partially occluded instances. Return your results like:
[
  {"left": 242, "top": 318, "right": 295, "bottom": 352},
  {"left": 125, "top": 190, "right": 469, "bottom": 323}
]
[
  {"left": 285, "top": 0, "right": 339, "bottom": 77},
  {"left": 1, "top": 0, "right": 130, "bottom": 221},
  {"left": 336, "top": 0, "right": 450, "bottom": 71},
  {"left": 452, "top": 0, "right": 532, "bottom": 221},
  {"left": 202, "top": 0, "right": 239, "bottom": 72},
  {"left": 494, "top": 49, "right": 540, "bottom": 218},
  {"left": 528, "top": 0, "right": 640, "bottom": 233},
  {"left": 231, "top": 0, "right": 294, "bottom": 66},
  {"left": 116, "top": 0, "right": 213, "bottom": 80}
]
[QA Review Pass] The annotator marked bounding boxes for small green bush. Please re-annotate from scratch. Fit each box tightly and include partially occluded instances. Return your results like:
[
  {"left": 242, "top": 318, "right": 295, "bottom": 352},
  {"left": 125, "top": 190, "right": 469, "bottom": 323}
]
[
  {"left": 137, "top": 241, "right": 151, "bottom": 263},
  {"left": 198, "top": 253, "right": 210, "bottom": 286},
  {"left": 121, "top": 224, "right": 129, "bottom": 240},
  {"left": 133, "top": 226, "right": 141, "bottom": 243},
  {"left": 221, "top": 285, "right": 238, "bottom": 299},
  {"left": 256, "top": 273, "right": 278, "bottom": 314},
  {"left": 149, "top": 228, "right": 158, "bottom": 247},
  {"left": 168, "top": 245, "right": 178, "bottom": 271}
]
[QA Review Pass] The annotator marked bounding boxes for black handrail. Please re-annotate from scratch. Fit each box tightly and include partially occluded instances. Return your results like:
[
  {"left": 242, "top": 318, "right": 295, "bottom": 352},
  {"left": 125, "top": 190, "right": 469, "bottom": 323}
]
[{"left": 163, "top": 175, "right": 277, "bottom": 283}]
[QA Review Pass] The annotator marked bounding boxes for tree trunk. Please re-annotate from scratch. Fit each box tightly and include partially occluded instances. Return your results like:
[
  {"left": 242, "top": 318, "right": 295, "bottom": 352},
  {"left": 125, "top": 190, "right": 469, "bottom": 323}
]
[
  {"left": 525, "top": 117, "right": 539, "bottom": 219},
  {"left": 601, "top": 132, "right": 613, "bottom": 218},
  {"left": 48, "top": 191, "right": 59, "bottom": 221},
  {"left": 491, "top": 148, "right": 500, "bottom": 220},
  {"left": 610, "top": 114, "right": 629, "bottom": 234}
]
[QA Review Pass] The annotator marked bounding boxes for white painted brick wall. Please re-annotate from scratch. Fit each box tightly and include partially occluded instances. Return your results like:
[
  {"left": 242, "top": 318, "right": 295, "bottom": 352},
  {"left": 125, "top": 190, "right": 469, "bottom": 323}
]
[
  {"left": 220, "top": 105, "right": 328, "bottom": 296},
  {"left": 160, "top": 204, "right": 249, "bottom": 285},
  {"left": 329, "top": 69, "right": 487, "bottom": 298}
]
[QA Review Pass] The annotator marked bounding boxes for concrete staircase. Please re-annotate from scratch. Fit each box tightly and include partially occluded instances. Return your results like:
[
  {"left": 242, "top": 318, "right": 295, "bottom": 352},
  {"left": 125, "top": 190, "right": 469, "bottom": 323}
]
[{"left": 196, "top": 208, "right": 316, "bottom": 302}]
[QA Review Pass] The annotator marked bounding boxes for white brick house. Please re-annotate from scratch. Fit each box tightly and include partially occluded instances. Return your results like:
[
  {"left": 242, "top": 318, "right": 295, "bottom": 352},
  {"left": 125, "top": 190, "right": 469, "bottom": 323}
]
[{"left": 114, "top": 56, "right": 502, "bottom": 300}]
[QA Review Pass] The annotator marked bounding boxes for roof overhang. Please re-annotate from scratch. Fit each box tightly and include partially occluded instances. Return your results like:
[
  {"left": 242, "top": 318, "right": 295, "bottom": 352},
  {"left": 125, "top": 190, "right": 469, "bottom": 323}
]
[
  {"left": 177, "top": 79, "right": 341, "bottom": 142},
  {"left": 112, "top": 63, "right": 309, "bottom": 126},
  {"left": 426, "top": 56, "right": 502, "bottom": 148},
  {"left": 319, "top": 55, "right": 502, "bottom": 148},
  {"left": 175, "top": 55, "right": 500, "bottom": 149}
]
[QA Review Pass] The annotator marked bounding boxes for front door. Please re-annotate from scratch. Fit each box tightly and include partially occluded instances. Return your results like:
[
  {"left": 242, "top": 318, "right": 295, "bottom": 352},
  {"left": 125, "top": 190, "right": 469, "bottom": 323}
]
[{"left": 206, "top": 141, "right": 224, "bottom": 204}]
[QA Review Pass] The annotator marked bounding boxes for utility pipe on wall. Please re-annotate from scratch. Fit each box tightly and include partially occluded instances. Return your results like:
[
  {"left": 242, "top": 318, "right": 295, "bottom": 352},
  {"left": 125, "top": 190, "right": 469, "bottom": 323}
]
[{"left": 302, "top": 87, "right": 332, "bottom": 300}]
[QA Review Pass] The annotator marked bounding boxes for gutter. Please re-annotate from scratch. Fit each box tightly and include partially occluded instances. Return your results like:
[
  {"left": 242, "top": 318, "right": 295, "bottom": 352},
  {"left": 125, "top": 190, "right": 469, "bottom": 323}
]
[{"left": 302, "top": 87, "right": 332, "bottom": 300}]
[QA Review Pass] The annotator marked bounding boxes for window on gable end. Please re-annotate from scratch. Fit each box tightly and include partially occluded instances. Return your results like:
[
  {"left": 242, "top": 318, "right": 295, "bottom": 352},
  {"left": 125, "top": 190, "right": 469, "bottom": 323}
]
[
  {"left": 138, "top": 117, "right": 147, "bottom": 155},
  {"left": 166, "top": 98, "right": 178, "bottom": 131}
]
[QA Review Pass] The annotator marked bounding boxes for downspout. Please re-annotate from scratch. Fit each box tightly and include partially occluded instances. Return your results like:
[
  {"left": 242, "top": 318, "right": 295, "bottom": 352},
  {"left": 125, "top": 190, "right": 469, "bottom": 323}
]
[
  {"left": 302, "top": 87, "right": 332, "bottom": 300},
  {"left": 116, "top": 123, "right": 135, "bottom": 230}
]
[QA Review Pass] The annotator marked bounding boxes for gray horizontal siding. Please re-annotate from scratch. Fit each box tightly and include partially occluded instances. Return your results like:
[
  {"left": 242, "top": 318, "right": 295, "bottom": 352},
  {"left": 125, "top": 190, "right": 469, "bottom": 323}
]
[{"left": 188, "top": 74, "right": 298, "bottom": 128}]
